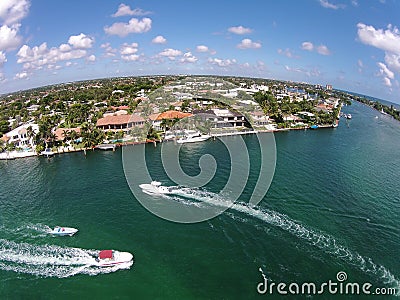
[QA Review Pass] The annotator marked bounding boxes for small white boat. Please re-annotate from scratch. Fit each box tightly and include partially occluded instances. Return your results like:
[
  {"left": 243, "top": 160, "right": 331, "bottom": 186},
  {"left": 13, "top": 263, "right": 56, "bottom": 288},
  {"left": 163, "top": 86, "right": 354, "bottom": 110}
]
[
  {"left": 49, "top": 226, "right": 78, "bottom": 236},
  {"left": 176, "top": 130, "right": 210, "bottom": 144},
  {"left": 139, "top": 181, "right": 175, "bottom": 195},
  {"left": 92, "top": 250, "right": 134, "bottom": 267},
  {"left": 346, "top": 114, "right": 352, "bottom": 119},
  {"left": 41, "top": 148, "right": 55, "bottom": 157}
]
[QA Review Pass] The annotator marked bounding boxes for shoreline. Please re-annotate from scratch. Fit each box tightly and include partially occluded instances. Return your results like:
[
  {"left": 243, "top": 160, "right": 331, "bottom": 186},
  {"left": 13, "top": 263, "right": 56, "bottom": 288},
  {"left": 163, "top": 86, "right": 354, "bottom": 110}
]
[{"left": 0, "top": 123, "right": 341, "bottom": 161}]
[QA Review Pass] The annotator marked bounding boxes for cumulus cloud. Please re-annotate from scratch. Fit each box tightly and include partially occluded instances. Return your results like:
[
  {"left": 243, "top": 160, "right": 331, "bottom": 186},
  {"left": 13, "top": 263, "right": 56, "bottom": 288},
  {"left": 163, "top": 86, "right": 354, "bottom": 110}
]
[
  {"left": 301, "top": 41, "right": 331, "bottom": 55},
  {"left": 152, "top": 35, "right": 166, "bottom": 44},
  {"left": 0, "top": 24, "right": 22, "bottom": 51},
  {"left": 357, "top": 23, "right": 400, "bottom": 54},
  {"left": 196, "top": 45, "right": 209, "bottom": 52},
  {"left": 0, "top": 51, "right": 6, "bottom": 67},
  {"left": 357, "top": 23, "right": 400, "bottom": 87},
  {"left": 180, "top": 52, "right": 197, "bottom": 63},
  {"left": 277, "top": 48, "right": 298, "bottom": 58},
  {"left": 208, "top": 57, "right": 237, "bottom": 67},
  {"left": 319, "top": 0, "right": 345, "bottom": 9},
  {"left": 285, "top": 65, "right": 321, "bottom": 77},
  {"left": 158, "top": 48, "right": 182, "bottom": 60},
  {"left": 16, "top": 33, "right": 94, "bottom": 72},
  {"left": 87, "top": 54, "right": 96, "bottom": 62},
  {"left": 228, "top": 26, "right": 253, "bottom": 35},
  {"left": 0, "top": 0, "right": 30, "bottom": 25},
  {"left": 68, "top": 33, "right": 94, "bottom": 49},
  {"left": 120, "top": 42, "right": 139, "bottom": 55},
  {"left": 378, "top": 62, "right": 394, "bottom": 79},
  {"left": 101, "top": 43, "right": 117, "bottom": 58},
  {"left": 316, "top": 44, "right": 331, "bottom": 55},
  {"left": 385, "top": 53, "right": 400, "bottom": 73},
  {"left": 301, "top": 41, "right": 314, "bottom": 51},
  {"left": 112, "top": 3, "right": 152, "bottom": 17},
  {"left": 237, "top": 38, "right": 261, "bottom": 49},
  {"left": 104, "top": 17, "right": 152, "bottom": 37},
  {"left": 121, "top": 54, "right": 139, "bottom": 61},
  {"left": 14, "top": 70, "right": 28, "bottom": 79}
]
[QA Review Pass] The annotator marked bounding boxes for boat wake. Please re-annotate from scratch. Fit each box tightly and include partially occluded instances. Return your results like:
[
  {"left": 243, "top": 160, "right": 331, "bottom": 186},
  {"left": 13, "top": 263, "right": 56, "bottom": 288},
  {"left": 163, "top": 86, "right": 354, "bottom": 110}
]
[
  {"left": 167, "top": 187, "right": 400, "bottom": 291},
  {"left": 0, "top": 239, "right": 132, "bottom": 278}
]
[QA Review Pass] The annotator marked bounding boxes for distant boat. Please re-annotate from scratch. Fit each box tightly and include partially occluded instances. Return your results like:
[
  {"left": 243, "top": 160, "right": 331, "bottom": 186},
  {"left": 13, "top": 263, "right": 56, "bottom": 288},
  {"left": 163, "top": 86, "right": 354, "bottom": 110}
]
[
  {"left": 49, "top": 226, "right": 78, "bottom": 236},
  {"left": 92, "top": 250, "right": 134, "bottom": 267},
  {"left": 96, "top": 144, "right": 116, "bottom": 151},
  {"left": 176, "top": 130, "right": 211, "bottom": 144},
  {"left": 41, "top": 148, "right": 55, "bottom": 157},
  {"left": 380, "top": 108, "right": 388, "bottom": 115},
  {"left": 332, "top": 123, "right": 338, "bottom": 128},
  {"left": 346, "top": 114, "right": 352, "bottom": 119},
  {"left": 310, "top": 125, "right": 319, "bottom": 129}
]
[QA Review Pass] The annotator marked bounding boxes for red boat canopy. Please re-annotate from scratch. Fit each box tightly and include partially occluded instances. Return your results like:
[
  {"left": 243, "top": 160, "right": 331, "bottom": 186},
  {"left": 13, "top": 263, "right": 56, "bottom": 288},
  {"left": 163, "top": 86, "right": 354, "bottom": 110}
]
[{"left": 99, "top": 250, "right": 113, "bottom": 259}]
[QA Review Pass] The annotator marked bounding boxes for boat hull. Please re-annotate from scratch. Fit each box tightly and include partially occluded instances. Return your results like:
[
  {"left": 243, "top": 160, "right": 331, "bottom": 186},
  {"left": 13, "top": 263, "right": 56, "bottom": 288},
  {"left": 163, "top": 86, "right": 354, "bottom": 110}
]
[{"left": 49, "top": 227, "right": 78, "bottom": 236}]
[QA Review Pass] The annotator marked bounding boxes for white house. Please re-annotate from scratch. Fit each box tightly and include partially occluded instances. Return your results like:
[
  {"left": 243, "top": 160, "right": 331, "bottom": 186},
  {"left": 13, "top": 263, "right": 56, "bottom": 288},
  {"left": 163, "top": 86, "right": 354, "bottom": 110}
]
[{"left": 4, "top": 123, "right": 39, "bottom": 149}]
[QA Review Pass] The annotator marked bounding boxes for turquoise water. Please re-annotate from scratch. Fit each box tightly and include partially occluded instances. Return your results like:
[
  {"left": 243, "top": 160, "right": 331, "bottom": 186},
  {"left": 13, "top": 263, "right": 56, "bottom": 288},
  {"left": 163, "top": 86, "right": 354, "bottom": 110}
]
[{"left": 0, "top": 101, "right": 399, "bottom": 299}]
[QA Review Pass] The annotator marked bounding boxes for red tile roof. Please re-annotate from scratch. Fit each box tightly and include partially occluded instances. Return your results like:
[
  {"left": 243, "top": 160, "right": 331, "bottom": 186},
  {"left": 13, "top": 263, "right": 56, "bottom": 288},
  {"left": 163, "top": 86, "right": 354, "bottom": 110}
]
[
  {"left": 96, "top": 114, "right": 144, "bottom": 127},
  {"left": 54, "top": 128, "right": 81, "bottom": 141},
  {"left": 153, "top": 110, "right": 192, "bottom": 121}
]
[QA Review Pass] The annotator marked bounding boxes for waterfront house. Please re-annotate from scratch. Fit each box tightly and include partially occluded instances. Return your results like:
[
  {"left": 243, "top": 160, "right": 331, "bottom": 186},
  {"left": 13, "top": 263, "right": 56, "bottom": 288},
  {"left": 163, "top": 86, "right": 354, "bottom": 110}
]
[
  {"left": 4, "top": 123, "right": 39, "bottom": 149},
  {"left": 150, "top": 110, "right": 192, "bottom": 130},
  {"left": 96, "top": 113, "right": 145, "bottom": 132}
]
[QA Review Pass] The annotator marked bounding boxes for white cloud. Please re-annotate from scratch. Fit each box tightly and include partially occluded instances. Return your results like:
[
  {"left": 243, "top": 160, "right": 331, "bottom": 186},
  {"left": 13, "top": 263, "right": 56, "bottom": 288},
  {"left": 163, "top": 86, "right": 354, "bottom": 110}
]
[
  {"left": 16, "top": 32, "right": 95, "bottom": 72},
  {"left": 285, "top": 65, "right": 321, "bottom": 77},
  {"left": 196, "top": 45, "right": 209, "bottom": 52},
  {"left": 301, "top": 41, "right": 314, "bottom": 51},
  {"left": 378, "top": 62, "right": 394, "bottom": 79},
  {"left": 357, "top": 23, "right": 400, "bottom": 54},
  {"left": 121, "top": 54, "right": 139, "bottom": 61},
  {"left": 237, "top": 38, "right": 261, "bottom": 49},
  {"left": 208, "top": 57, "right": 237, "bottom": 67},
  {"left": 14, "top": 70, "right": 28, "bottom": 79},
  {"left": 180, "top": 52, "right": 197, "bottom": 63},
  {"left": 351, "top": 0, "right": 358, "bottom": 6},
  {"left": 0, "top": 0, "right": 30, "bottom": 25},
  {"left": 316, "top": 44, "right": 331, "bottom": 55},
  {"left": 152, "top": 35, "right": 166, "bottom": 44},
  {"left": 319, "top": 0, "right": 345, "bottom": 9},
  {"left": 301, "top": 41, "right": 330, "bottom": 55},
  {"left": 277, "top": 48, "right": 297, "bottom": 58},
  {"left": 228, "top": 26, "right": 253, "bottom": 35},
  {"left": 68, "top": 33, "right": 94, "bottom": 49},
  {"left": 385, "top": 53, "right": 400, "bottom": 73},
  {"left": 0, "top": 51, "right": 6, "bottom": 67},
  {"left": 104, "top": 18, "right": 152, "bottom": 37},
  {"left": 120, "top": 42, "right": 139, "bottom": 55},
  {"left": 159, "top": 48, "right": 182, "bottom": 60},
  {"left": 101, "top": 43, "right": 117, "bottom": 58},
  {"left": 87, "top": 54, "right": 96, "bottom": 62},
  {"left": 0, "top": 24, "right": 22, "bottom": 51},
  {"left": 383, "top": 77, "right": 392, "bottom": 87},
  {"left": 112, "top": 3, "right": 151, "bottom": 17}
]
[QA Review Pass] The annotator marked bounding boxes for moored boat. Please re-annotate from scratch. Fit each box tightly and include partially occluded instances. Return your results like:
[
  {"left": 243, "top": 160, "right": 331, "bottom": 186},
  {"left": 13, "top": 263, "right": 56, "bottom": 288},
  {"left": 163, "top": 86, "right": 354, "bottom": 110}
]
[{"left": 176, "top": 130, "right": 210, "bottom": 144}]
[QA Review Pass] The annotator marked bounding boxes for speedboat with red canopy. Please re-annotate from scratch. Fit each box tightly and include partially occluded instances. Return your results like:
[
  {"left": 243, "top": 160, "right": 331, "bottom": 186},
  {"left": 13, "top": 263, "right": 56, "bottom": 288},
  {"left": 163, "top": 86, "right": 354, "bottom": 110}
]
[{"left": 93, "top": 250, "right": 134, "bottom": 267}]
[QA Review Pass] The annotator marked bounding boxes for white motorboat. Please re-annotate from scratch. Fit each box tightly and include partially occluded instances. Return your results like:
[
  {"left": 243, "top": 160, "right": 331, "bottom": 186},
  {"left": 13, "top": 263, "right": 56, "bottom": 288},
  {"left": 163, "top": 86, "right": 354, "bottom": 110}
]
[
  {"left": 92, "top": 250, "right": 134, "bottom": 267},
  {"left": 346, "top": 114, "right": 352, "bottom": 119},
  {"left": 176, "top": 131, "right": 211, "bottom": 144},
  {"left": 49, "top": 226, "right": 78, "bottom": 236},
  {"left": 139, "top": 181, "right": 175, "bottom": 195},
  {"left": 41, "top": 148, "right": 55, "bottom": 157}
]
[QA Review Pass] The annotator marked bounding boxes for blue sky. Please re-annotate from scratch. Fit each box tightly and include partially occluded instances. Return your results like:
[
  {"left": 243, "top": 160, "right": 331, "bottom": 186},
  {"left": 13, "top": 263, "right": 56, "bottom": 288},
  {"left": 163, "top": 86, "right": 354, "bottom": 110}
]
[{"left": 1, "top": 0, "right": 400, "bottom": 104}]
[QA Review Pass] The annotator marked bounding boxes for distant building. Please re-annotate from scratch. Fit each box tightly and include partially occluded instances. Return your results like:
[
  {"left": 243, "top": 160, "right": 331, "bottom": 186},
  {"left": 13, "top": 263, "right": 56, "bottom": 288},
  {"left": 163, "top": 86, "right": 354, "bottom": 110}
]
[
  {"left": 149, "top": 110, "right": 192, "bottom": 130},
  {"left": 326, "top": 84, "right": 333, "bottom": 90}
]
